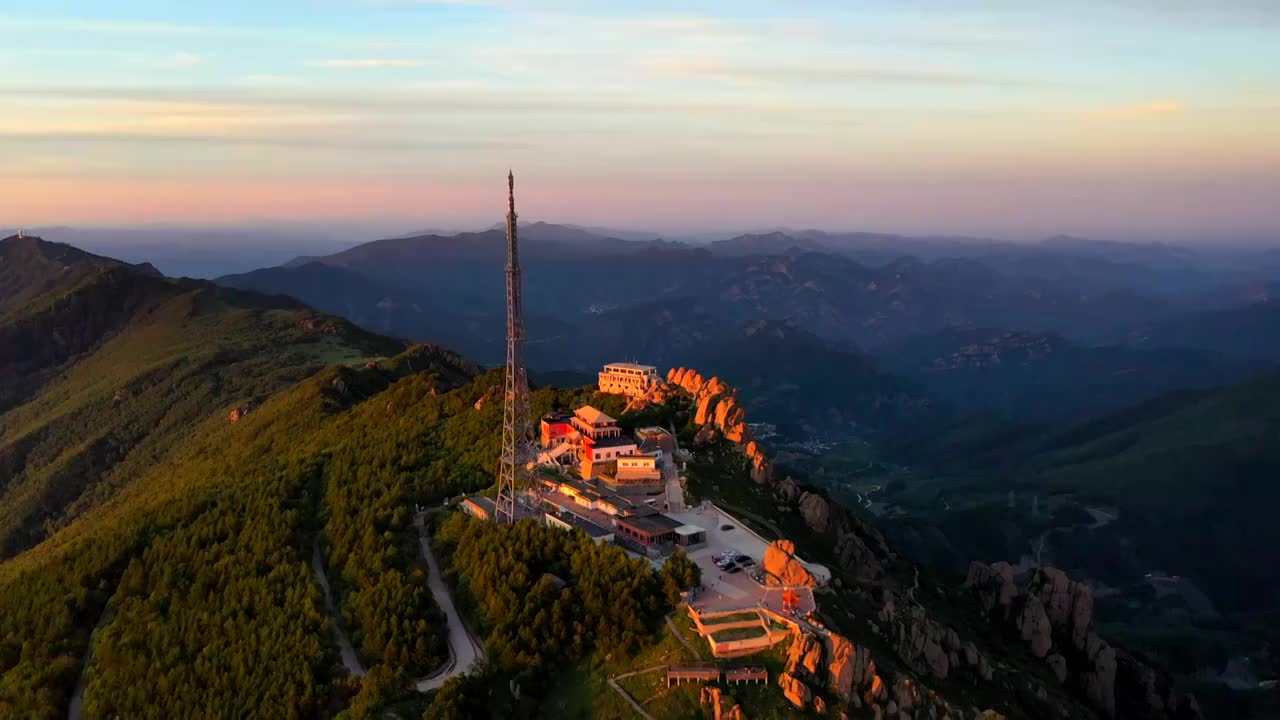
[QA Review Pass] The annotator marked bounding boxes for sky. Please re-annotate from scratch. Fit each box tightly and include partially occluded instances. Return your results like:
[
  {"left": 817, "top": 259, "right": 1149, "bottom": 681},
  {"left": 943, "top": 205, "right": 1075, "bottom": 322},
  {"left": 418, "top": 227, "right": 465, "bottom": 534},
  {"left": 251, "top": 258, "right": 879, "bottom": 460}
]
[{"left": 1, "top": 0, "right": 1278, "bottom": 240}]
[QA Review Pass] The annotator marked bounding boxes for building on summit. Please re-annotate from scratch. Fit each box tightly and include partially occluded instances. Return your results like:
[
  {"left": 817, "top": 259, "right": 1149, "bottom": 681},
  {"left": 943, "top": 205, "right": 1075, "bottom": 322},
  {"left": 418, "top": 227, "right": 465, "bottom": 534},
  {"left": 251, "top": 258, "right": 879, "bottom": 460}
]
[{"left": 598, "top": 362, "right": 661, "bottom": 398}]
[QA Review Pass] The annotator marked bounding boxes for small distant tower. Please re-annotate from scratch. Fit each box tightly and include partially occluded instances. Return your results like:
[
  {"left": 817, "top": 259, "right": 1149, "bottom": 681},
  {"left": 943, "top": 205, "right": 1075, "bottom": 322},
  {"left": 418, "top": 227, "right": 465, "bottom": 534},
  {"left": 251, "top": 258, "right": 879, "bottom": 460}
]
[
  {"left": 494, "top": 171, "right": 535, "bottom": 525},
  {"left": 16, "top": 229, "right": 23, "bottom": 239}
]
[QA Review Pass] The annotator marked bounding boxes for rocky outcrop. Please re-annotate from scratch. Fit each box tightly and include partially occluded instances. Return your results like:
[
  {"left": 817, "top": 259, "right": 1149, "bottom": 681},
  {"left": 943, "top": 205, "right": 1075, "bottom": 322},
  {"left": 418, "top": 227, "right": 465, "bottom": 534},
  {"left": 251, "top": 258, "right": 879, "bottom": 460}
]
[
  {"left": 778, "top": 628, "right": 972, "bottom": 720},
  {"left": 763, "top": 539, "right": 818, "bottom": 587},
  {"left": 963, "top": 561, "right": 1017, "bottom": 614},
  {"left": 778, "top": 671, "right": 811, "bottom": 709},
  {"left": 668, "top": 367, "right": 770, "bottom": 482},
  {"left": 964, "top": 563, "right": 1201, "bottom": 719},
  {"left": 878, "top": 598, "right": 985, "bottom": 683},
  {"left": 473, "top": 384, "right": 499, "bottom": 411},
  {"left": 1016, "top": 595, "right": 1053, "bottom": 659},
  {"left": 779, "top": 477, "right": 892, "bottom": 582},
  {"left": 700, "top": 686, "right": 745, "bottom": 720},
  {"left": 788, "top": 630, "right": 824, "bottom": 675}
]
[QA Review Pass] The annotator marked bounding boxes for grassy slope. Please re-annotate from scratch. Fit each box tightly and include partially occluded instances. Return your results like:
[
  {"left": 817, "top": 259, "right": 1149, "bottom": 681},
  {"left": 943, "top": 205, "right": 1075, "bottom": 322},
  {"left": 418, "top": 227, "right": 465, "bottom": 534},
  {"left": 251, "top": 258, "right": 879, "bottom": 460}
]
[{"left": 0, "top": 266, "right": 404, "bottom": 561}]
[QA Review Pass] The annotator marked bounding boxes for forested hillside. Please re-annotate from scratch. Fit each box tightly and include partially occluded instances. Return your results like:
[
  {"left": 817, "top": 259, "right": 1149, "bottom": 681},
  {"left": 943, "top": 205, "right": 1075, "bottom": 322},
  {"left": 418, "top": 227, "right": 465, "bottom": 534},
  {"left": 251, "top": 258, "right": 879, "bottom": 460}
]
[
  {"left": 0, "top": 236, "right": 405, "bottom": 562},
  {"left": 886, "top": 370, "right": 1280, "bottom": 612}
]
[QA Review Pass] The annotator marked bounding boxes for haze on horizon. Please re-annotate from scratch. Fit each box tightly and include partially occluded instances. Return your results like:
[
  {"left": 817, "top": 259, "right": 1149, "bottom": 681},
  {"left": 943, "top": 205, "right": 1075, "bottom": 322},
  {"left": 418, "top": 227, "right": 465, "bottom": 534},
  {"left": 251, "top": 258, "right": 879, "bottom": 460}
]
[{"left": 1, "top": 0, "right": 1278, "bottom": 242}]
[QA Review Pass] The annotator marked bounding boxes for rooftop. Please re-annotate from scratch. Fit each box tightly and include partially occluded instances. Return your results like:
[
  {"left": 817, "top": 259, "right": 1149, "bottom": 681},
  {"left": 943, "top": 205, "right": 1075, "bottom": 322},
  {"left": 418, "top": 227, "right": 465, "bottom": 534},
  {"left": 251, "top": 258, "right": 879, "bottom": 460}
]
[
  {"left": 618, "top": 512, "right": 684, "bottom": 535},
  {"left": 542, "top": 411, "right": 574, "bottom": 423},
  {"left": 674, "top": 524, "right": 706, "bottom": 536},
  {"left": 552, "top": 511, "right": 613, "bottom": 538},
  {"left": 574, "top": 405, "right": 616, "bottom": 426},
  {"left": 604, "top": 363, "right": 658, "bottom": 372},
  {"left": 463, "top": 496, "right": 496, "bottom": 515},
  {"left": 590, "top": 435, "right": 637, "bottom": 449},
  {"left": 557, "top": 477, "right": 638, "bottom": 510}
]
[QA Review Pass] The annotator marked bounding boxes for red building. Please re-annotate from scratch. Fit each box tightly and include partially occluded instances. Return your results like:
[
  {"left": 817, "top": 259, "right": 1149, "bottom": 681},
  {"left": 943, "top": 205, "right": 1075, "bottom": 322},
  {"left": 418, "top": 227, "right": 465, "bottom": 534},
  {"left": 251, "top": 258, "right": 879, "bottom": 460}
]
[{"left": 540, "top": 411, "right": 575, "bottom": 448}]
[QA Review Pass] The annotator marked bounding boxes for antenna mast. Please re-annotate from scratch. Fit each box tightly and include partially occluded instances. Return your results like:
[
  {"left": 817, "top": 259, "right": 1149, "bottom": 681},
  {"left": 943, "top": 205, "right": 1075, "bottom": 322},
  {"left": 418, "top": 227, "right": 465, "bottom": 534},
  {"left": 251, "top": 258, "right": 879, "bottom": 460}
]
[{"left": 495, "top": 171, "right": 534, "bottom": 524}]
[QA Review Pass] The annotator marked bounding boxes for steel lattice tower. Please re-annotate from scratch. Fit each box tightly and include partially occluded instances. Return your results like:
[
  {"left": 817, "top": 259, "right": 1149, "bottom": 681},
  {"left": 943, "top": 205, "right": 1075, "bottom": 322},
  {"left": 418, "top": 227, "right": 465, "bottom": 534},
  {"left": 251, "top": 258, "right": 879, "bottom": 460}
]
[{"left": 494, "top": 171, "right": 533, "bottom": 524}]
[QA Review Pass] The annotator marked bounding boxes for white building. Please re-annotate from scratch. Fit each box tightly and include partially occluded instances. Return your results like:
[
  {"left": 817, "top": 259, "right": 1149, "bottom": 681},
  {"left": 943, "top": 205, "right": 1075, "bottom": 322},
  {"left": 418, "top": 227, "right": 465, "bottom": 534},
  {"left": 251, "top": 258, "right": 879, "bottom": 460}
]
[{"left": 598, "top": 362, "right": 662, "bottom": 398}]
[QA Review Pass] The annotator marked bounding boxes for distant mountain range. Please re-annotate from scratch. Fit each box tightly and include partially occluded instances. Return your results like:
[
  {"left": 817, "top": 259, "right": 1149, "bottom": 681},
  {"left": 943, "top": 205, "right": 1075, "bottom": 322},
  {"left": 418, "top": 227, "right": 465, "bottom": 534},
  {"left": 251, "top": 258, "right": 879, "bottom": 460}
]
[{"left": 217, "top": 222, "right": 1280, "bottom": 430}]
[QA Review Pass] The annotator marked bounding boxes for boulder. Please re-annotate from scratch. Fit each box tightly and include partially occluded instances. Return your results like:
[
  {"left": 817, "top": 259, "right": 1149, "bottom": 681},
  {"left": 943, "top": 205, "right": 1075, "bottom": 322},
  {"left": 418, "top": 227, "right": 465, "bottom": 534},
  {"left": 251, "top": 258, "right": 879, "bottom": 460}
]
[
  {"left": 827, "top": 634, "right": 856, "bottom": 699},
  {"left": 1024, "top": 567, "right": 1098, "bottom": 654},
  {"left": 963, "top": 561, "right": 1017, "bottom": 615},
  {"left": 694, "top": 424, "right": 720, "bottom": 444},
  {"left": 700, "top": 686, "right": 725, "bottom": 720},
  {"left": 1016, "top": 595, "right": 1053, "bottom": 659},
  {"left": 1047, "top": 653, "right": 1068, "bottom": 684},
  {"left": 1082, "top": 632, "right": 1117, "bottom": 717},
  {"left": 695, "top": 392, "right": 723, "bottom": 425},
  {"left": 854, "top": 646, "right": 877, "bottom": 690},
  {"left": 763, "top": 539, "right": 818, "bottom": 587},
  {"left": 894, "top": 678, "right": 918, "bottom": 710},
  {"left": 786, "top": 630, "right": 824, "bottom": 679},
  {"left": 779, "top": 672, "right": 811, "bottom": 709},
  {"left": 714, "top": 396, "right": 737, "bottom": 428},
  {"left": 798, "top": 492, "right": 832, "bottom": 533}
]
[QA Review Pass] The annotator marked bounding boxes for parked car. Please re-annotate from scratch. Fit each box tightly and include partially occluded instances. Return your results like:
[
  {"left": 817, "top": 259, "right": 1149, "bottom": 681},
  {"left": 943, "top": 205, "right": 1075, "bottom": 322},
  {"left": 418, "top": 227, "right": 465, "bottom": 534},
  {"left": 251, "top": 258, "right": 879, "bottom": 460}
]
[
  {"left": 727, "top": 566, "right": 743, "bottom": 574},
  {"left": 735, "top": 555, "right": 753, "bottom": 565},
  {"left": 721, "top": 524, "right": 734, "bottom": 531}
]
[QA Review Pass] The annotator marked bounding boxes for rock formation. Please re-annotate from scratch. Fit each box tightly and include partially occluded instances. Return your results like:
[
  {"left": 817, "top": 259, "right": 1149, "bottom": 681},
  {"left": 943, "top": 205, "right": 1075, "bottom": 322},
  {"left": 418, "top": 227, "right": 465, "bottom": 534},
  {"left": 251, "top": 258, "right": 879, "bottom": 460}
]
[
  {"left": 778, "top": 477, "right": 893, "bottom": 582},
  {"left": 778, "top": 672, "right": 811, "bottom": 709},
  {"left": 700, "top": 686, "right": 745, "bottom": 720},
  {"left": 780, "top": 627, "right": 975, "bottom": 719},
  {"left": 964, "top": 562, "right": 1201, "bottom": 719},
  {"left": 763, "top": 539, "right": 818, "bottom": 587},
  {"left": 473, "top": 384, "right": 499, "bottom": 411},
  {"left": 667, "top": 367, "right": 771, "bottom": 482},
  {"left": 877, "top": 597, "right": 986, "bottom": 684}
]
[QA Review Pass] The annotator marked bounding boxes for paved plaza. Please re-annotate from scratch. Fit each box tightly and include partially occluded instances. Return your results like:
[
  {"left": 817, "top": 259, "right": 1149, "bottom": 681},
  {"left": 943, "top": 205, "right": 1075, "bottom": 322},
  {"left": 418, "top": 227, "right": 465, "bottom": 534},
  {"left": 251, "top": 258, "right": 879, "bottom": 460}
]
[{"left": 668, "top": 504, "right": 821, "bottom": 616}]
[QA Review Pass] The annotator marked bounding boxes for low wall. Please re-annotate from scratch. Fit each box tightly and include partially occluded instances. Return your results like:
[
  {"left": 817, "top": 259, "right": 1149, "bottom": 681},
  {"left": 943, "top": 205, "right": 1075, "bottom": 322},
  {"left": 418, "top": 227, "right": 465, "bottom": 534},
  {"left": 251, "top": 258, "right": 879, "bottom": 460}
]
[
  {"left": 689, "top": 606, "right": 793, "bottom": 658},
  {"left": 707, "top": 627, "right": 790, "bottom": 657}
]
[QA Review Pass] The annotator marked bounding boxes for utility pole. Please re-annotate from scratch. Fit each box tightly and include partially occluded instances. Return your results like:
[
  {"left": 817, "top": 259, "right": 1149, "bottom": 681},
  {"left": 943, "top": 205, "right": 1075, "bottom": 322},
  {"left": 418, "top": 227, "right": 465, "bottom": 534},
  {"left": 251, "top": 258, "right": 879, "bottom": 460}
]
[{"left": 495, "top": 171, "right": 534, "bottom": 524}]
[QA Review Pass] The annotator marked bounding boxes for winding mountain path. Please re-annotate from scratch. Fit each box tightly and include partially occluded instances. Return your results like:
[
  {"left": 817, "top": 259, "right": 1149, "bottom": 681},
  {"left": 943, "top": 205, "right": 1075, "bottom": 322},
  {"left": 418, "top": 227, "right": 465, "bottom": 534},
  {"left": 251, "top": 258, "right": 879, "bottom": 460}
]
[
  {"left": 413, "top": 511, "right": 484, "bottom": 691},
  {"left": 67, "top": 605, "right": 111, "bottom": 720},
  {"left": 310, "top": 515, "right": 484, "bottom": 691},
  {"left": 311, "top": 543, "right": 367, "bottom": 678}
]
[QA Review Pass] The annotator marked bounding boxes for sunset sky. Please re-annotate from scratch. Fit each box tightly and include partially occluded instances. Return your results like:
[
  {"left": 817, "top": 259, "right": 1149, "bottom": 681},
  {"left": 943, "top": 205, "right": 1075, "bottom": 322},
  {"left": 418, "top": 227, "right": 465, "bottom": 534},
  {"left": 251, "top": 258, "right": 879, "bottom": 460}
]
[{"left": 1, "top": 1, "right": 1277, "bottom": 239}]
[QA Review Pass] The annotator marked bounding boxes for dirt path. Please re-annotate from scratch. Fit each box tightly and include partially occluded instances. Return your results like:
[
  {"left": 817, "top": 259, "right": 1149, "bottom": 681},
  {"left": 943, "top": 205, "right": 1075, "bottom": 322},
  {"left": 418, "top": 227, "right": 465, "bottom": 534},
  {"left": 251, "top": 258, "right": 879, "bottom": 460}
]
[
  {"left": 311, "top": 543, "right": 367, "bottom": 678},
  {"left": 310, "top": 515, "right": 482, "bottom": 693},
  {"left": 666, "top": 614, "right": 705, "bottom": 660},
  {"left": 67, "top": 604, "right": 112, "bottom": 720},
  {"left": 413, "top": 512, "right": 484, "bottom": 692}
]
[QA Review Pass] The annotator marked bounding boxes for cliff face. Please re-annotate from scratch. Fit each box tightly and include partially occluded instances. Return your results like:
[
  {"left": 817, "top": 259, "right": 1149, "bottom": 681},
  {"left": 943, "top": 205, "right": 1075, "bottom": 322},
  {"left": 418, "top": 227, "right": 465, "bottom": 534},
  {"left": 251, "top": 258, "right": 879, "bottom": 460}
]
[
  {"left": 965, "top": 562, "right": 1202, "bottom": 720},
  {"left": 668, "top": 366, "right": 894, "bottom": 584},
  {"left": 779, "top": 627, "right": 982, "bottom": 718},
  {"left": 667, "top": 367, "right": 771, "bottom": 482}
]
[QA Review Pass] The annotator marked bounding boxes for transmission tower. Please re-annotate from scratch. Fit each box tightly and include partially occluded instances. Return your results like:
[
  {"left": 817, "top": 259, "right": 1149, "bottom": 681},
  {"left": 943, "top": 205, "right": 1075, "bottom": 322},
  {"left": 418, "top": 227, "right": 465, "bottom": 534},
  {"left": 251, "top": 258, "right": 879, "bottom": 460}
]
[{"left": 494, "top": 170, "right": 534, "bottom": 524}]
